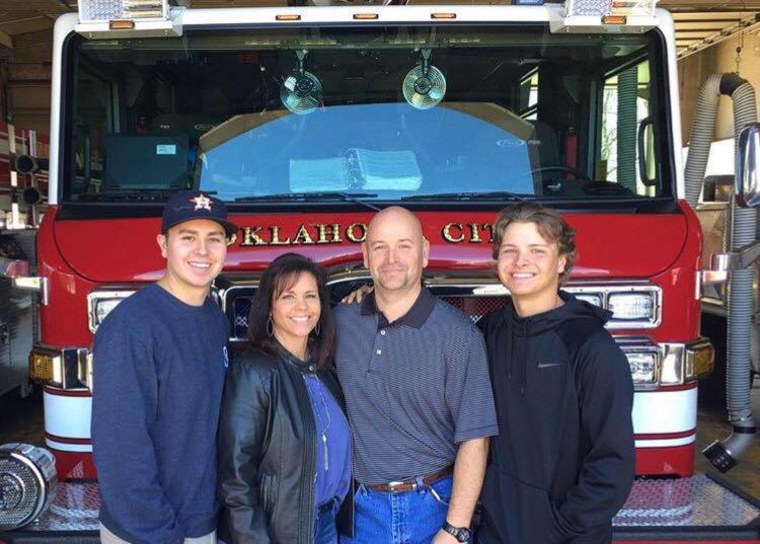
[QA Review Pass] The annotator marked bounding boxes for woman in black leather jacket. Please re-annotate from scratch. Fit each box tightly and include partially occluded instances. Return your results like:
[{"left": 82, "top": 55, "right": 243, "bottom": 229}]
[{"left": 217, "top": 253, "right": 352, "bottom": 544}]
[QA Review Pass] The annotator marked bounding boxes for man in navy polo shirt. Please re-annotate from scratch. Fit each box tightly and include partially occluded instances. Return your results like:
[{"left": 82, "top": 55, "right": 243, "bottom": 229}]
[
  {"left": 92, "top": 191, "right": 237, "bottom": 544},
  {"left": 335, "top": 206, "right": 498, "bottom": 544}
]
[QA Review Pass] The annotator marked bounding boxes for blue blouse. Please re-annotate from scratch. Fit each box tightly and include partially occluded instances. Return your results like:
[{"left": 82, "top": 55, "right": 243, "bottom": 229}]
[{"left": 302, "top": 373, "right": 352, "bottom": 513}]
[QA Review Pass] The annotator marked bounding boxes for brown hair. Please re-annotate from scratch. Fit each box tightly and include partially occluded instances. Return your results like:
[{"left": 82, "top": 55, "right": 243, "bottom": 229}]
[
  {"left": 248, "top": 253, "right": 336, "bottom": 368},
  {"left": 491, "top": 202, "right": 576, "bottom": 285}
]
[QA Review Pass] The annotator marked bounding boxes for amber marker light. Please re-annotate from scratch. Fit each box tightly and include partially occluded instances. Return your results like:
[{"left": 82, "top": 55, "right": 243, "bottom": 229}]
[
  {"left": 687, "top": 339, "right": 715, "bottom": 380},
  {"left": 602, "top": 15, "right": 627, "bottom": 25},
  {"left": 353, "top": 13, "right": 379, "bottom": 19},
  {"left": 109, "top": 20, "right": 136, "bottom": 30},
  {"left": 29, "top": 350, "right": 60, "bottom": 386},
  {"left": 275, "top": 14, "right": 301, "bottom": 21},
  {"left": 431, "top": 12, "right": 456, "bottom": 19}
]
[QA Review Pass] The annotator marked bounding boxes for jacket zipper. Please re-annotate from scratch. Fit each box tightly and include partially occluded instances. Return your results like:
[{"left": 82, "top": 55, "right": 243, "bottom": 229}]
[{"left": 289, "top": 361, "right": 317, "bottom": 544}]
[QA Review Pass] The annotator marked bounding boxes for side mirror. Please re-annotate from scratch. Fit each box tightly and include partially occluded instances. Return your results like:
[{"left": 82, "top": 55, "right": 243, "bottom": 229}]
[{"left": 735, "top": 123, "right": 760, "bottom": 207}]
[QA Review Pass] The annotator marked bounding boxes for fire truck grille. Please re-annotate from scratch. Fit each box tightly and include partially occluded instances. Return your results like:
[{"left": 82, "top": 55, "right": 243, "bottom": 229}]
[
  {"left": 439, "top": 296, "right": 508, "bottom": 323},
  {"left": 231, "top": 295, "right": 253, "bottom": 340},
  {"left": 225, "top": 285, "right": 507, "bottom": 341}
]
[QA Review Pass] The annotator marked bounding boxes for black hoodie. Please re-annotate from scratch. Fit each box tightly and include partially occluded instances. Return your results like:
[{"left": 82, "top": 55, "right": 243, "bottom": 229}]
[{"left": 478, "top": 292, "right": 634, "bottom": 544}]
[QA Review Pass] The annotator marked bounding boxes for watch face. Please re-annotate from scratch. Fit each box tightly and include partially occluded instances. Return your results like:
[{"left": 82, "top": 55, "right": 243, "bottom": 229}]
[{"left": 456, "top": 528, "right": 471, "bottom": 542}]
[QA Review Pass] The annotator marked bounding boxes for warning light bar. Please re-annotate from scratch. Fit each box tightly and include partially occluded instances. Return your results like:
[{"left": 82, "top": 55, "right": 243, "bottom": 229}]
[
  {"left": 550, "top": 0, "right": 658, "bottom": 34},
  {"left": 76, "top": 0, "right": 181, "bottom": 38}
]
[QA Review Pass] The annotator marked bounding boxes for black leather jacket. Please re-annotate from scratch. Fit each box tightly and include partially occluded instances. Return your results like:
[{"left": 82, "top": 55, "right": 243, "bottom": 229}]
[{"left": 217, "top": 347, "right": 353, "bottom": 544}]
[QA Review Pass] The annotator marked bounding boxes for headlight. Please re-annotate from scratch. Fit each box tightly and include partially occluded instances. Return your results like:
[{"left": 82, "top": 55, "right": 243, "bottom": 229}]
[
  {"left": 88, "top": 290, "right": 136, "bottom": 333},
  {"left": 616, "top": 338, "right": 710, "bottom": 389},
  {"left": 565, "top": 284, "right": 661, "bottom": 330},
  {"left": 608, "top": 293, "right": 655, "bottom": 321},
  {"left": 625, "top": 351, "right": 659, "bottom": 388},
  {"left": 93, "top": 299, "right": 122, "bottom": 325},
  {"left": 618, "top": 338, "right": 660, "bottom": 390},
  {"left": 0, "top": 444, "right": 57, "bottom": 530}
]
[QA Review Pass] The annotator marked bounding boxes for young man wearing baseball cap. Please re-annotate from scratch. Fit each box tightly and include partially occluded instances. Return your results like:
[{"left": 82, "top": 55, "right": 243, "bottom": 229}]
[{"left": 92, "top": 191, "right": 237, "bottom": 544}]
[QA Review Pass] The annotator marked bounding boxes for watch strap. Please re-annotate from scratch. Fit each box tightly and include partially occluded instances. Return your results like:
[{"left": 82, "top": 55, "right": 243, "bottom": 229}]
[{"left": 441, "top": 521, "right": 471, "bottom": 542}]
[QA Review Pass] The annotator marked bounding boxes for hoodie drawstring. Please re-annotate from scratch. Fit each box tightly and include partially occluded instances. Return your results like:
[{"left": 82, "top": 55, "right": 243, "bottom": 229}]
[
  {"left": 519, "top": 319, "right": 527, "bottom": 396},
  {"left": 505, "top": 310, "right": 514, "bottom": 383}
]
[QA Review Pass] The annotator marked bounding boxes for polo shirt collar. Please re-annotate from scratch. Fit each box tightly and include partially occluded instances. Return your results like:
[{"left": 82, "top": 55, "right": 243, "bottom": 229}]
[{"left": 360, "top": 287, "right": 436, "bottom": 329}]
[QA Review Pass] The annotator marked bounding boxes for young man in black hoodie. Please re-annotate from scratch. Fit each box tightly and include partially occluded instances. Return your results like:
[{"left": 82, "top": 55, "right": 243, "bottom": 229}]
[{"left": 478, "top": 202, "right": 635, "bottom": 544}]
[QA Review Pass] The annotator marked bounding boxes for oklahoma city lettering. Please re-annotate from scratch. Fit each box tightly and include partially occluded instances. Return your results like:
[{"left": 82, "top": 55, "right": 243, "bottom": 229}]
[{"left": 235, "top": 222, "right": 495, "bottom": 246}]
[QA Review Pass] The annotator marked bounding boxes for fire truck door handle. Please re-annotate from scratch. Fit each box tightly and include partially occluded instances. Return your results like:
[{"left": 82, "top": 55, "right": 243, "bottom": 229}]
[{"left": 638, "top": 117, "right": 657, "bottom": 187}]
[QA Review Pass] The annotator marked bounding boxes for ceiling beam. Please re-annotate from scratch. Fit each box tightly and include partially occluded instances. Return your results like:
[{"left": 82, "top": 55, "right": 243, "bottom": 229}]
[
  {"left": 662, "top": 0, "right": 760, "bottom": 8},
  {"left": 672, "top": 12, "right": 751, "bottom": 21},
  {"left": 675, "top": 21, "right": 738, "bottom": 30},
  {"left": 678, "top": 12, "right": 760, "bottom": 59},
  {"left": 674, "top": 29, "right": 728, "bottom": 35}
]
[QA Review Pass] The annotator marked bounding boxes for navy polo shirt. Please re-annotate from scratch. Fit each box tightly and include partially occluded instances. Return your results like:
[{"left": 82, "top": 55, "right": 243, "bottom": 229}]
[{"left": 334, "top": 288, "right": 498, "bottom": 484}]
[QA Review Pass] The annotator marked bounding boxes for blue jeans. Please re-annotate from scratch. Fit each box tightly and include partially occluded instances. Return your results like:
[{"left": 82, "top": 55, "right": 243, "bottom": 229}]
[
  {"left": 316, "top": 506, "right": 339, "bottom": 544},
  {"left": 341, "top": 475, "right": 453, "bottom": 544}
]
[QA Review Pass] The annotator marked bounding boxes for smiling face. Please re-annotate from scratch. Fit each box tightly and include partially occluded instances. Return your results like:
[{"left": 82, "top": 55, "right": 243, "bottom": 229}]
[
  {"left": 497, "top": 221, "right": 566, "bottom": 316},
  {"left": 271, "top": 271, "right": 321, "bottom": 358},
  {"left": 363, "top": 207, "right": 429, "bottom": 298},
  {"left": 157, "top": 219, "right": 227, "bottom": 305}
]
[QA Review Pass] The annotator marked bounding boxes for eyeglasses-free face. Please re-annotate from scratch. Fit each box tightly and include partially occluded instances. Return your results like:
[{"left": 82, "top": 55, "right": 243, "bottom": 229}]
[{"left": 496, "top": 221, "right": 566, "bottom": 315}]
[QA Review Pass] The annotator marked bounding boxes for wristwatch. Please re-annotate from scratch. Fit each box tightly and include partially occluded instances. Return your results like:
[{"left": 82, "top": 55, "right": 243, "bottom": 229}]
[{"left": 441, "top": 521, "right": 472, "bottom": 542}]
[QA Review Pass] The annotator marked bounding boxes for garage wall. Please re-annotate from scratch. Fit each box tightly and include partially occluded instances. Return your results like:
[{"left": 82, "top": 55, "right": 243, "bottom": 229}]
[
  {"left": 4, "top": 30, "right": 52, "bottom": 135},
  {"left": 678, "top": 31, "right": 760, "bottom": 146},
  {"left": 0, "top": 28, "right": 52, "bottom": 137}
]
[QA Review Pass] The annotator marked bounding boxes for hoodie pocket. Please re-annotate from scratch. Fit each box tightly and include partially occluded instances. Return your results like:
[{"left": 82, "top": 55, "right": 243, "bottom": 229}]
[{"left": 483, "top": 463, "right": 567, "bottom": 544}]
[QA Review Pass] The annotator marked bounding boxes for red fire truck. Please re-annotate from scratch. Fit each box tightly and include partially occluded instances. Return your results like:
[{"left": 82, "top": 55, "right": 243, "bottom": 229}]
[{"left": 1, "top": 0, "right": 759, "bottom": 541}]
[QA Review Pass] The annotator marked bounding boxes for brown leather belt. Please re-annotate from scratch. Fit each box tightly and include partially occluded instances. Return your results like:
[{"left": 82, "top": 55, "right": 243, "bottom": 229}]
[{"left": 365, "top": 465, "right": 453, "bottom": 493}]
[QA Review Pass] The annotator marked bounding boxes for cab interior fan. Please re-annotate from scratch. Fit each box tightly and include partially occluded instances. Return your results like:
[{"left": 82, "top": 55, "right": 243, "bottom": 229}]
[
  {"left": 281, "top": 50, "right": 322, "bottom": 115},
  {"left": 402, "top": 49, "right": 446, "bottom": 110}
]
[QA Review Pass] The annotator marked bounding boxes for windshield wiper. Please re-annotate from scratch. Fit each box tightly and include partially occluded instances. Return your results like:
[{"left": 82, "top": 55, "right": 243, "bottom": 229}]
[
  {"left": 75, "top": 188, "right": 179, "bottom": 202},
  {"left": 235, "top": 192, "right": 381, "bottom": 211},
  {"left": 402, "top": 191, "right": 529, "bottom": 202}
]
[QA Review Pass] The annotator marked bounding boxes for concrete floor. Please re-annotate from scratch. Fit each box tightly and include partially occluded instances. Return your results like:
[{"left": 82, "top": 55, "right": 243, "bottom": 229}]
[
  {"left": 1, "top": 379, "right": 760, "bottom": 496},
  {"left": 694, "top": 377, "right": 760, "bottom": 498}
]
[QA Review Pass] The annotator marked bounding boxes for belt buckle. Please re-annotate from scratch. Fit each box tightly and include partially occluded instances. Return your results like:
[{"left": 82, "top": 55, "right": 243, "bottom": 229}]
[{"left": 387, "top": 479, "right": 415, "bottom": 493}]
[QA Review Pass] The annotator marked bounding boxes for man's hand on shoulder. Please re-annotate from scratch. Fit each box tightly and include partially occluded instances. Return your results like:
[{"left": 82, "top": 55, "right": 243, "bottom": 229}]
[{"left": 341, "top": 284, "right": 373, "bottom": 304}]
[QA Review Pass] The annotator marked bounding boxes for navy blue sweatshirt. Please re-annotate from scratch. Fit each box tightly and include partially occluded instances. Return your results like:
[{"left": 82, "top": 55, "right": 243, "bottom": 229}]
[
  {"left": 478, "top": 292, "right": 635, "bottom": 544},
  {"left": 91, "top": 284, "right": 229, "bottom": 544}
]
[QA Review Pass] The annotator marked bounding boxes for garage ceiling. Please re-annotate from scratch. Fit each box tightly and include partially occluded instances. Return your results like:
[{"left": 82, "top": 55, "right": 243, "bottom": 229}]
[{"left": 1, "top": 0, "right": 760, "bottom": 58}]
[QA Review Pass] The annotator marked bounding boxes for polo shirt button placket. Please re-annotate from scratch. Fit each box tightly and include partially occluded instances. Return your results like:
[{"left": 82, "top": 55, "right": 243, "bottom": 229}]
[{"left": 378, "top": 329, "right": 387, "bottom": 355}]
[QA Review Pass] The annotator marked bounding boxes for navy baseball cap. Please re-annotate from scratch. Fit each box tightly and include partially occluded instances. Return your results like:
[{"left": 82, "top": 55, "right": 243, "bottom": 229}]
[{"left": 161, "top": 191, "right": 238, "bottom": 237}]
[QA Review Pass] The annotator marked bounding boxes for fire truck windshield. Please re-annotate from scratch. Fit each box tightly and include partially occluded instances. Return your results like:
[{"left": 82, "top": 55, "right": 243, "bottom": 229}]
[{"left": 61, "top": 24, "right": 672, "bottom": 205}]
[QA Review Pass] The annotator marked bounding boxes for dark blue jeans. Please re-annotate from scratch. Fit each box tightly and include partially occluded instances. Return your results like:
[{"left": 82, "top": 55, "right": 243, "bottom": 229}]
[
  {"left": 315, "top": 505, "right": 339, "bottom": 544},
  {"left": 341, "top": 475, "right": 454, "bottom": 544}
]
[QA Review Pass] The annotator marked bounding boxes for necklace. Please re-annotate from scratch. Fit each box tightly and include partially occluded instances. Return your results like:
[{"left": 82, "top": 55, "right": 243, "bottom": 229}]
[{"left": 305, "top": 374, "right": 331, "bottom": 472}]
